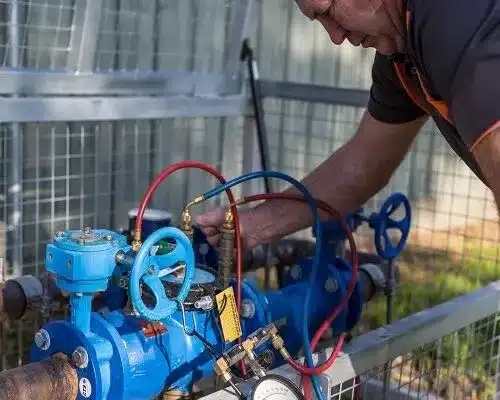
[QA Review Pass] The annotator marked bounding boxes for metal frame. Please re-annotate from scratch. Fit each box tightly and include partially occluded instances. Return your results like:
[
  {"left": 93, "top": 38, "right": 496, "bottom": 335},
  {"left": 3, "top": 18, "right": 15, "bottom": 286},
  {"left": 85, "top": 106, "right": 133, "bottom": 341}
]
[
  {"left": 0, "top": 95, "right": 250, "bottom": 122},
  {"left": 0, "top": 69, "right": 240, "bottom": 96},
  {"left": 259, "top": 79, "right": 370, "bottom": 108},
  {"left": 200, "top": 280, "right": 500, "bottom": 399}
]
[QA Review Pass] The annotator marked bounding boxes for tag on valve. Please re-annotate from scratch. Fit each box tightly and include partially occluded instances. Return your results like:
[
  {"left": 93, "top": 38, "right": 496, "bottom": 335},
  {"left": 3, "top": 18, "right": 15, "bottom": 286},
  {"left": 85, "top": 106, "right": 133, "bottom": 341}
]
[{"left": 216, "top": 286, "right": 242, "bottom": 344}]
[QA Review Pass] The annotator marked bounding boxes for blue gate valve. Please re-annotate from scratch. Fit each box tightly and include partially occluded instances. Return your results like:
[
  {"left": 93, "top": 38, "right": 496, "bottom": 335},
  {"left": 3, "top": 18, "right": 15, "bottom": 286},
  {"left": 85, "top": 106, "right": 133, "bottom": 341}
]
[
  {"left": 368, "top": 192, "right": 412, "bottom": 260},
  {"left": 129, "top": 227, "right": 195, "bottom": 321}
]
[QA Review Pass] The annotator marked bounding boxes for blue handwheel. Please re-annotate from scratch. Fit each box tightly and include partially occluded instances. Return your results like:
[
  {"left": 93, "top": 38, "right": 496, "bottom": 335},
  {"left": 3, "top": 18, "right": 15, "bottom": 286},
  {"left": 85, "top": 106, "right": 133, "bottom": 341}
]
[
  {"left": 129, "top": 227, "right": 195, "bottom": 321},
  {"left": 369, "top": 193, "right": 412, "bottom": 260}
]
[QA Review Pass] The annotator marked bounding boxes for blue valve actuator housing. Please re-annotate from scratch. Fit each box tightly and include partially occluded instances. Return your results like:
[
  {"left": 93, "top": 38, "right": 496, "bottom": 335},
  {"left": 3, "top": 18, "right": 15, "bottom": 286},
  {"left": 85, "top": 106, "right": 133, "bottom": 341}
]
[{"left": 45, "top": 229, "right": 129, "bottom": 293}]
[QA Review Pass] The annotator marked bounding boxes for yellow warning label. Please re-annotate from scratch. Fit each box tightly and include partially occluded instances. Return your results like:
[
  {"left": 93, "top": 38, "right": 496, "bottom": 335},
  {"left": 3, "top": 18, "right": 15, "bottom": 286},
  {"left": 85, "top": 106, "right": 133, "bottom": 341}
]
[{"left": 216, "top": 286, "right": 242, "bottom": 344}]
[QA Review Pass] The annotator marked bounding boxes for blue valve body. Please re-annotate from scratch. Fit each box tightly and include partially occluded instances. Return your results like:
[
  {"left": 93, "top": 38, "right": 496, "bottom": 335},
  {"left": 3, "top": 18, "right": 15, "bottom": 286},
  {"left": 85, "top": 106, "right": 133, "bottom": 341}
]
[
  {"left": 31, "top": 192, "right": 412, "bottom": 399},
  {"left": 31, "top": 307, "right": 222, "bottom": 399},
  {"left": 241, "top": 257, "right": 362, "bottom": 358}
]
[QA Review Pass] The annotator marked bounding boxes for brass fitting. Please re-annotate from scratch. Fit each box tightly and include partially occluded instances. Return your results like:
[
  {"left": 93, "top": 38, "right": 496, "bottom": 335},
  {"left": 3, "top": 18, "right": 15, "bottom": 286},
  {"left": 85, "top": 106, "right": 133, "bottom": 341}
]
[
  {"left": 223, "top": 208, "right": 235, "bottom": 229},
  {"left": 270, "top": 332, "right": 290, "bottom": 360},
  {"left": 132, "top": 230, "right": 142, "bottom": 252},
  {"left": 184, "top": 195, "right": 204, "bottom": 210},
  {"left": 160, "top": 390, "right": 192, "bottom": 400},
  {"left": 213, "top": 357, "right": 233, "bottom": 383},
  {"left": 179, "top": 195, "right": 204, "bottom": 242},
  {"left": 179, "top": 208, "right": 194, "bottom": 242}
]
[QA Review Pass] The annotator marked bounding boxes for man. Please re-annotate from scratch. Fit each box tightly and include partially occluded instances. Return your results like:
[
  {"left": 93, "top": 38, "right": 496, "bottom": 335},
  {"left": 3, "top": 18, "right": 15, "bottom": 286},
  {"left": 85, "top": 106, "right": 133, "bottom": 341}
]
[{"left": 197, "top": 0, "right": 500, "bottom": 250}]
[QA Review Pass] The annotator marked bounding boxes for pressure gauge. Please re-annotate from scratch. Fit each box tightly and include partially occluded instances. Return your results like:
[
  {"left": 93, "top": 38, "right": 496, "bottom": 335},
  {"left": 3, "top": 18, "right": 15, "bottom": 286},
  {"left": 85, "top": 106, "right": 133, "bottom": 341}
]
[{"left": 249, "top": 375, "right": 305, "bottom": 400}]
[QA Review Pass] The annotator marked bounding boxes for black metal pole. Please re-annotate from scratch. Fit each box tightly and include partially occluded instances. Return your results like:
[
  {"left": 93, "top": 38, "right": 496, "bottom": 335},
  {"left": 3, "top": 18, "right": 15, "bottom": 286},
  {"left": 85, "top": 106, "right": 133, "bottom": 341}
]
[{"left": 240, "top": 39, "right": 272, "bottom": 194}]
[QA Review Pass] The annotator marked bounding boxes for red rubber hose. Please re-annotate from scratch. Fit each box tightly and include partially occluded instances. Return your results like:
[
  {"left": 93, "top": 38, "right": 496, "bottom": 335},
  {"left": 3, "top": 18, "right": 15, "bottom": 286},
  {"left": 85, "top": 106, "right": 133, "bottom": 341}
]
[
  {"left": 134, "top": 161, "right": 246, "bottom": 376},
  {"left": 236, "top": 194, "right": 359, "bottom": 379}
]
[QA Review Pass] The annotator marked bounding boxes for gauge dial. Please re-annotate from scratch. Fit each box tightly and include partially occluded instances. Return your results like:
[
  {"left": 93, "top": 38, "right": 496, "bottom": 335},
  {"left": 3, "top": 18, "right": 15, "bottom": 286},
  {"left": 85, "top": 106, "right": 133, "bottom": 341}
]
[{"left": 249, "top": 375, "right": 304, "bottom": 400}]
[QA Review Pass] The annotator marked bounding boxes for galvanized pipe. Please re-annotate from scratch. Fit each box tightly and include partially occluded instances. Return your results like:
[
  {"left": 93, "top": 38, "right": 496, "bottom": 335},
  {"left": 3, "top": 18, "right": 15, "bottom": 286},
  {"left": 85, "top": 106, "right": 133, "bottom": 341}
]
[
  {"left": 7, "top": 0, "right": 23, "bottom": 278},
  {"left": 0, "top": 353, "right": 78, "bottom": 400}
]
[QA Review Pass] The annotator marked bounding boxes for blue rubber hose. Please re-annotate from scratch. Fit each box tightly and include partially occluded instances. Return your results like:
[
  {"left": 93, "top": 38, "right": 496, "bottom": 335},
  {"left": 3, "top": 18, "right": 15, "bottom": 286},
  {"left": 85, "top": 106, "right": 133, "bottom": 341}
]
[{"left": 202, "top": 170, "right": 326, "bottom": 400}]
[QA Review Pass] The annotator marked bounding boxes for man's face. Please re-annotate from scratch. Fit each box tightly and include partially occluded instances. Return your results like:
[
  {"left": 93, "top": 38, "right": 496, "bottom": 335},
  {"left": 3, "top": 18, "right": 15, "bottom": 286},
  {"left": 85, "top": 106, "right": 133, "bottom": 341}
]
[{"left": 296, "top": 0, "right": 404, "bottom": 55}]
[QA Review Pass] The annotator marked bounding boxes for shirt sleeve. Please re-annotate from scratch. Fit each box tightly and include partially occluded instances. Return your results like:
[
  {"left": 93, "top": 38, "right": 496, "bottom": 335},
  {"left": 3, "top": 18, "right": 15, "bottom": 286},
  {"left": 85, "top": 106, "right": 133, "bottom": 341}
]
[
  {"left": 367, "top": 52, "right": 428, "bottom": 124},
  {"left": 450, "top": 17, "right": 500, "bottom": 151}
]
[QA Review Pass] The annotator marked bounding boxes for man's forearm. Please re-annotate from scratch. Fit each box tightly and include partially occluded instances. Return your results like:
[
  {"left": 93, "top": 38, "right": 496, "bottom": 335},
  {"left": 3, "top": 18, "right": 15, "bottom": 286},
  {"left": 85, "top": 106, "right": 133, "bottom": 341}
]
[
  {"left": 243, "top": 112, "right": 426, "bottom": 247},
  {"left": 244, "top": 140, "right": 384, "bottom": 246}
]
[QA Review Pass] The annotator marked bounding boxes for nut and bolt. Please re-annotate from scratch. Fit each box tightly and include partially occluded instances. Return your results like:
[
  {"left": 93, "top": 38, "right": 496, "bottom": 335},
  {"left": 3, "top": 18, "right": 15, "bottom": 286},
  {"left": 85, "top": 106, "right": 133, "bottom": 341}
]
[
  {"left": 324, "top": 278, "right": 338, "bottom": 293},
  {"left": 105, "top": 234, "right": 113, "bottom": 241},
  {"left": 34, "top": 329, "right": 51, "bottom": 350},
  {"left": 240, "top": 299, "right": 256, "bottom": 319},
  {"left": 148, "top": 265, "right": 155, "bottom": 275},
  {"left": 72, "top": 346, "right": 89, "bottom": 369},
  {"left": 194, "top": 296, "right": 214, "bottom": 311}
]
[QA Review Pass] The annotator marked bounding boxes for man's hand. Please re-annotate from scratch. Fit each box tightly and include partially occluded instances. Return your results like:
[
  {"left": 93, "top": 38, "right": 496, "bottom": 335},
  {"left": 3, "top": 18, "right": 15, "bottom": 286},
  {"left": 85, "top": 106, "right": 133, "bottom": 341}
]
[{"left": 196, "top": 207, "right": 261, "bottom": 250}]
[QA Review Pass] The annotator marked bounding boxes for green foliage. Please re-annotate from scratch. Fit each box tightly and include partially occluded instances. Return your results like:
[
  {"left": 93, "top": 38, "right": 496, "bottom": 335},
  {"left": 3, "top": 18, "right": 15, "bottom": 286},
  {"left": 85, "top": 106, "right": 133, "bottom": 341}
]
[{"left": 356, "top": 244, "right": 500, "bottom": 398}]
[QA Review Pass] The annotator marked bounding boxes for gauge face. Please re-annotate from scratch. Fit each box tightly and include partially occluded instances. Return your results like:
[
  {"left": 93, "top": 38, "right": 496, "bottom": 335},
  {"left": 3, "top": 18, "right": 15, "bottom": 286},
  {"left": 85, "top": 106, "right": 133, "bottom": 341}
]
[{"left": 250, "top": 375, "right": 304, "bottom": 400}]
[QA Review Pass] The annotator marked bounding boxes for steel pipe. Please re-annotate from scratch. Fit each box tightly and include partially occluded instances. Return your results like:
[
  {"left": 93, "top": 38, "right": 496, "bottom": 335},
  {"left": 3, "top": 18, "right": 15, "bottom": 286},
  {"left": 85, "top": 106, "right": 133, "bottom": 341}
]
[{"left": 0, "top": 353, "right": 78, "bottom": 400}]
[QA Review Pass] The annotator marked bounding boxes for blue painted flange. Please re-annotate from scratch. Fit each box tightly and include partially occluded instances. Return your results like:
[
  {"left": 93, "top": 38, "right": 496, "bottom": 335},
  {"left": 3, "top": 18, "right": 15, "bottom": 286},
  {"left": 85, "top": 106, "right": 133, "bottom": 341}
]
[{"left": 30, "top": 319, "right": 113, "bottom": 400}]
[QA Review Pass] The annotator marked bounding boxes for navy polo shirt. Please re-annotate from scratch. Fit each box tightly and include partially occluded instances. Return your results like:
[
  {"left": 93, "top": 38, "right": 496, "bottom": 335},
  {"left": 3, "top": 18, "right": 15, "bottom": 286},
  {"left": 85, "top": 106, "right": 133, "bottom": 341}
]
[{"left": 367, "top": 0, "right": 500, "bottom": 185}]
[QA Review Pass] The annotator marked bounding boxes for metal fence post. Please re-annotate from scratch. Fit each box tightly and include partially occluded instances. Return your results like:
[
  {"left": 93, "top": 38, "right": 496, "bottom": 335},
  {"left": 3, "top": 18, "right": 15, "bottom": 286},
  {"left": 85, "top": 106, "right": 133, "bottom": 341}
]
[
  {"left": 7, "top": 0, "right": 22, "bottom": 279},
  {"left": 68, "top": 0, "right": 103, "bottom": 73}
]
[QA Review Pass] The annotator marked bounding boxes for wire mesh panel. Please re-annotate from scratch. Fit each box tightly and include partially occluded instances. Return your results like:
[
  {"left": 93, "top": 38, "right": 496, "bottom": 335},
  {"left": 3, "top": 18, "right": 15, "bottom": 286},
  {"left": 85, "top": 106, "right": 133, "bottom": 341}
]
[
  {"left": 0, "top": 0, "right": 251, "bottom": 371},
  {"left": 0, "top": 115, "right": 247, "bottom": 369},
  {"left": 0, "top": 0, "right": 239, "bottom": 72},
  {"left": 330, "top": 316, "right": 500, "bottom": 400},
  {"left": 96, "top": 0, "right": 235, "bottom": 73}
]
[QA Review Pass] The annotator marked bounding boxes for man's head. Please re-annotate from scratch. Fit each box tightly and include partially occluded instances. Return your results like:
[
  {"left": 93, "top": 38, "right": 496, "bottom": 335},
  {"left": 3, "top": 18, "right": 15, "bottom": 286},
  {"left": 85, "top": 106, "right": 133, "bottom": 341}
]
[{"left": 295, "top": 0, "right": 405, "bottom": 55}]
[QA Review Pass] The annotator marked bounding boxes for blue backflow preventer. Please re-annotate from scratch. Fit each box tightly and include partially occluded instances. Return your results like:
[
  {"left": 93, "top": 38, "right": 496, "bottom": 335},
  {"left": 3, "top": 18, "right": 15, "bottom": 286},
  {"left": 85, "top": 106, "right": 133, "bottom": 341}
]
[{"left": 27, "top": 178, "right": 411, "bottom": 399}]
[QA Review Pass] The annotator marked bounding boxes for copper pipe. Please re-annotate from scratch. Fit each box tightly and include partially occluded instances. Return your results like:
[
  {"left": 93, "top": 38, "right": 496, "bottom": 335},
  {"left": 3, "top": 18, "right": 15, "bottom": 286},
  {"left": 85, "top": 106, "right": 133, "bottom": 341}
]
[{"left": 0, "top": 353, "right": 78, "bottom": 400}]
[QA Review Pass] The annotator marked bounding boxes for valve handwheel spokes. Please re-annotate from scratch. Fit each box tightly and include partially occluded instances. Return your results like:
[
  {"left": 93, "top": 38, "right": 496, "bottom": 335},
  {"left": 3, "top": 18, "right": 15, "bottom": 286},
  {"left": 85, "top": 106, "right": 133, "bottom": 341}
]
[
  {"left": 369, "top": 192, "right": 412, "bottom": 260},
  {"left": 129, "top": 227, "right": 195, "bottom": 321}
]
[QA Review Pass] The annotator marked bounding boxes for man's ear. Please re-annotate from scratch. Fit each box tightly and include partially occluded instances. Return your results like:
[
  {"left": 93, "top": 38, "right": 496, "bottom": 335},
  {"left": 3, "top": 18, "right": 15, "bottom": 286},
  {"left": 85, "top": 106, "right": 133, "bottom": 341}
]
[{"left": 294, "top": 0, "right": 332, "bottom": 20}]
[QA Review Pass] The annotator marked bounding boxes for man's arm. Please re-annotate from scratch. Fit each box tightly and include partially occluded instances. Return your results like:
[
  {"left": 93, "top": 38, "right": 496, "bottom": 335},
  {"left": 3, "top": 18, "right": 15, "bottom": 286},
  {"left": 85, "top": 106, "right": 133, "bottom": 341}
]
[
  {"left": 243, "top": 112, "right": 427, "bottom": 247},
  {"left": 197, "top": 53, "right": 428, "bottom": 248},
  {"left": 471, "top": 128, "right": 500, "bottom": 208},
  {"left": 240, "top": 53, "right": 428, "bottom": 248}
]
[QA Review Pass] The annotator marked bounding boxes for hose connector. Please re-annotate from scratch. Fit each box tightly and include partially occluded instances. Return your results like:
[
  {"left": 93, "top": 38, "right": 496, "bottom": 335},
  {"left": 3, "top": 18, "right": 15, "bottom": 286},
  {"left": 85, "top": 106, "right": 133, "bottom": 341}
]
[
  {"left": 132, "top": 230, "right": 142, "bottom": 253},
  {"left": 179, "top": 209, "right": 194, "bottom": 242},
  {"left": 270, "top": 331, "right": 290, "bottom": 360},
  {"left": 180, "top": 196, "right": 204, "bottom": 243},
  {"left": 223, "top": 208, "right": 235, "bottom": 228}
]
